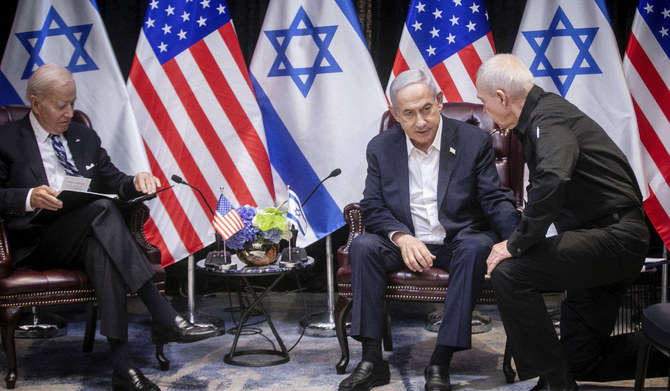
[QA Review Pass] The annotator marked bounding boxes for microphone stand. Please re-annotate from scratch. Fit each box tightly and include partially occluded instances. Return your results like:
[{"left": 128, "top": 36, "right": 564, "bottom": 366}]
[
  {"left": 299, "top": 168, "right": 341, "bottom": 338},
  {"left": 172, "top": 175, "right": 226, "bottom": 332}
]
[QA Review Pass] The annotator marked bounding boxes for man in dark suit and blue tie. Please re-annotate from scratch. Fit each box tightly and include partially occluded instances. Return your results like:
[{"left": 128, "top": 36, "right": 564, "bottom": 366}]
[
  {"left": 0, "top": 64, "right": 217, "bottom": 391},
  {"left": 338, "top": 69, "right": 519, "bottom": 391}
]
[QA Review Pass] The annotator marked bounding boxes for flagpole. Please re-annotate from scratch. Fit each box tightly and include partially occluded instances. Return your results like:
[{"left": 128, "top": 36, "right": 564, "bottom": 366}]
[{"left": 300, "top": 233, "right": 336, "bottom": 337}]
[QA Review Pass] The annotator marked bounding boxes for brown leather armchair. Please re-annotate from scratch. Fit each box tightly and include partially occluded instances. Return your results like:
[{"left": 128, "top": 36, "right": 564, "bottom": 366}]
[
  {"left": 334, "top": 102, "right": 525, "bottom": 381},
  {"left": 0, "top": 105, "right": 166, "bottom": 389}
]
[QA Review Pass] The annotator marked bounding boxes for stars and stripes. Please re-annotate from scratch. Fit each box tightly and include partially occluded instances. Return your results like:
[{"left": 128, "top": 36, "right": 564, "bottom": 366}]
[
  {"left": 387, "top": 0, "right": 495, "bottom": 102},
  {"left": 128, "top": 0, "right": 275, "bottom": 265},
  {"left": 623, "top": 0, "right": 670, "bottom": 248},
  {"left": 212, "top": 194, "right": 244, "bottom": 240}
]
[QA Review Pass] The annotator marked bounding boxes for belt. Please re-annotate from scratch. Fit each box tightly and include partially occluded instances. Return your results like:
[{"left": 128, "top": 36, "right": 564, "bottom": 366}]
[{"left": 588, "top": 207, "right": 644, "bottom": 228}]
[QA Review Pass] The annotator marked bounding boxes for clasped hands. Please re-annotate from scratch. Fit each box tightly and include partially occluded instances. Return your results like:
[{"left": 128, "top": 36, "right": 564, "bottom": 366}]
[
  {"left": 30, "top": 172, "right": 160, "bottom": 211},
  {"left": 393, "top": 232, "right": 512, "bottom": 275}
]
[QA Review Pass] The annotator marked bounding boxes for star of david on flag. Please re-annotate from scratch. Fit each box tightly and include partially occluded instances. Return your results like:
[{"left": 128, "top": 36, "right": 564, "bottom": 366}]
[
  {"left": 265, "top": 6, "right": 342, "bottom": 97},
  {"left": 623, "top": 0, "right": 670, "bottom": 248},
  {"left": 286, "top": 189, "right": 308, "bottom": 236},
  {"left": 521, "top": 6, "right": 601, "bottom": 97},
  {"left": 128, "top": 0, "right": 274, "bottom": 265},
  {"left": 1, "top": 0, "right": 148, "bottom": 176},
  {"left": 513, "top": 0, "right": 646, "bottom": 195},
  {"left": 388, "top": 0, "right": 495, "bottom": 103},
  {"left": 15, "top": 5, "right": 98, "bottom": 80},
  {"left": 250, "top": 0, "right": 387, "bottom": 246}
]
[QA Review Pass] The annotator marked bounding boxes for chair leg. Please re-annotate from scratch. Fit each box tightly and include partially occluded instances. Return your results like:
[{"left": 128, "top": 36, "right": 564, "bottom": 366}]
[
  {"left": 0, "top": 307, "right": 23, "bottom": 389},
  {"left": 503, "top": 339, "right": 516, "bottom": 384},
  {"left": 155, "top": 343, "right": 170, "bottom": 371},
  {"left": 634, "top": 335, "right": 652, "bottom": 391},
  {"left": 382, "top": 300, "right": 393, "bottom": 351},
  {"left": 335, "top": 295, "right": 353, "bottom": 374},
  {"left": 83, "top": 302, "right": 98, "bottom": 353}
]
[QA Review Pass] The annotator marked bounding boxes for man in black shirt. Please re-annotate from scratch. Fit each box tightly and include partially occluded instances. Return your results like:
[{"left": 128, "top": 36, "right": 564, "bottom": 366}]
[{"left": 476, "top": 54, "right": 650, "bottom": 390}]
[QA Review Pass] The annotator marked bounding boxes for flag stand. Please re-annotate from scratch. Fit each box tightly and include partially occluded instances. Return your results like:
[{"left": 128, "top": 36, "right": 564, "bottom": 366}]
[
  {"left": 300, "top": 234, "right": 336, "bottom": 337},
  {"left": 180, "top": 253, "right": 226, "bottom": 333}
]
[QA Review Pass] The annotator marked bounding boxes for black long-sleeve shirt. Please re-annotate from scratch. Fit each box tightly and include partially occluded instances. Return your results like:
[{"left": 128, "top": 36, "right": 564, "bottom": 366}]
[{"left": 506, "top": 85, "right": 643, "bottom": 256}]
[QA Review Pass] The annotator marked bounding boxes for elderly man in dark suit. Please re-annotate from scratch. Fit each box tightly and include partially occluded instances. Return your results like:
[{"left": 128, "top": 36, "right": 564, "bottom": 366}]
[
  {"left": 0, "top": 64, "right": 216, "bottom": 391},
  {"left": 338, "top": 69, "right": 519, "bottom": 391}
]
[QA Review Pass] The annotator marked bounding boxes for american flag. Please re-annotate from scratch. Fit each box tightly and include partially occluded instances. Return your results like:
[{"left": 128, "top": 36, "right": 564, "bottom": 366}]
[
  {"left": 213, "top": 193, "right": 244, "bottom": 239},
  {"left": 623, "top": 0, "right": 670, "bottom": 248},
  {"left": 128, "top": 0, "right": 275, "bottom": 266},
  {"left": 387, "top": 0, "right": 495, "bottom": 102}
]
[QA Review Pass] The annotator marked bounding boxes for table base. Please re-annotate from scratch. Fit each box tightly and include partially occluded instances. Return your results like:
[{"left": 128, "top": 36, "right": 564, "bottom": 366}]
[{"left": 223, "top": 349, "right": 289, "bottom": 367}]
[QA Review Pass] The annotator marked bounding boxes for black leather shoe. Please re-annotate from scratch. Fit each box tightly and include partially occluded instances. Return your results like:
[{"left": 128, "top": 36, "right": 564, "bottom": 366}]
[
  {"left": 151, "top": 315, "right": 217, "bottom": 344},
  {"left": 338, "top": 360, "right": 390, "bottom": 390},
  {"left": 112, "top": 367, "right": 160, "bottom": 391},
  {"left": 424, "top": 365, "right": 451, "bottom": 391}
]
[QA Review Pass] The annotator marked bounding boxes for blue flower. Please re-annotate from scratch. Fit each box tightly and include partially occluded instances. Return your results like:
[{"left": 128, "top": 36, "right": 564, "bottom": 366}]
[{"left": 225, "top": 205, "right": 289, "bottom": 251}]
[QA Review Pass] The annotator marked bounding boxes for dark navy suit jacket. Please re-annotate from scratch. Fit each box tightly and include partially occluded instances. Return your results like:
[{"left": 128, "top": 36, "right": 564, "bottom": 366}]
[
  {"left": 360, "top": 115, "right": 518, "bottom": 245},
  {"left": 0, "top": 114, "right": 140, "bottom": 261}
]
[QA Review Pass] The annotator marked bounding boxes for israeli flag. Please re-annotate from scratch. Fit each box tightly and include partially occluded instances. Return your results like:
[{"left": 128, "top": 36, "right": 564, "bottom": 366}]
[
  {"left": 512, "top": 0, "right": 646, "bottom": 194},
  {"left": 1, "top": 0, "right": 148, "bottom": 175},
  {"left": 250, "top": 0, "right": 387, "bottom": 245},
  {"left": 286, "top": 189, "right": 308, "bottom": 236}
]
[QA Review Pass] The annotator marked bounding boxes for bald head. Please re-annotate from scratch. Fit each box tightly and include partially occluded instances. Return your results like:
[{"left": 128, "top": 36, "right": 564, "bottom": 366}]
[{"left": 26, "top": 64, "right": 75, "bottom": 102}]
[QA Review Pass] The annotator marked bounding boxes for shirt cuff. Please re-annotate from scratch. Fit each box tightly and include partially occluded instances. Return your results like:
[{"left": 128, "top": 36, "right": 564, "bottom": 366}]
[{"left": 26, "top": 188, "right": 35, "bottom": 212}]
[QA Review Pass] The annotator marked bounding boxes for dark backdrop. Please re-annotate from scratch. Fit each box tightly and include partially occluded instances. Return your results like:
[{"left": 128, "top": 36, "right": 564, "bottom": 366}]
[{"left": 1, "top": 0, "right": 657, "bottom": 292}]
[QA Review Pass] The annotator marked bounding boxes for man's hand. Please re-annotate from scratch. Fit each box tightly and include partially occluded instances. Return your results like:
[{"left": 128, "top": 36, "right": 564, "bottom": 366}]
[
  {"left": 133, "top": 172, "right": 161, "bottom": 194},
  {"left": 486, "top": 240, "right": 511, "bottom": 275},
  {"left": 392, "top": 232, "right": 436, "bottom": 272},
  {"left": 30, "top": 185, "right": 62, "bottom": 211}
]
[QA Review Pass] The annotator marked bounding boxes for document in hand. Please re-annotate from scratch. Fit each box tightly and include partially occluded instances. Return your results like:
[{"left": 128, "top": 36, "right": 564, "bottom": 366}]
[{"left": 29, "top": 190, "right": 119, "bottom": 225}]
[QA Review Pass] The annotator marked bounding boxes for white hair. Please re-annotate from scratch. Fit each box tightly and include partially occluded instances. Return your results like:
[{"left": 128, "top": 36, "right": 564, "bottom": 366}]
[
  {"left": 388, "top": 69, "right": 440, "bottom": 107},
  {"left": 26, "top": 64, "right": 74, "bottom": 101},
  {"left": 476, "top": 54, "right": 534, "bottom": 99}
]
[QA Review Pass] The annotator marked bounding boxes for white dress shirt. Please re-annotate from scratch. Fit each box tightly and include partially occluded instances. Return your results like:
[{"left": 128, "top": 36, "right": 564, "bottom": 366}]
[
  {"left": 25, "top": 112, "right": 72, "bottom": 211},
  {"left": 390, "top": 117, "right": 447, "bottom": 245}
]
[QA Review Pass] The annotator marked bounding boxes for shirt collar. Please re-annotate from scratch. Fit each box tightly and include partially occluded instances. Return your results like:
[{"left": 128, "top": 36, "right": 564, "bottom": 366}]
[
  {"left": 405, "top": 115, "right": 443, "bottom": 156},
  {"left": 29, "top": 111, "right": 53, "bottom": 143},
  {"left": 515, "top": 84, "right": 543, "bottom": 136}
]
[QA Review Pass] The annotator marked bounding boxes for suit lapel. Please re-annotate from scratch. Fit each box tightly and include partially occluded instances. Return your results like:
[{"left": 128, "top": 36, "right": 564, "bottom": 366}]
[
  {"left": 63, "top": 127, "right": 89, "bottom": 177},
  {"left": 388, "top": 128, "right": 413, "bottom": 228},
  {"left": 437, "top": 119, "right": 457, "bottom": 209},
  {"left": 19, "top": 117, "right": 49, "bottom": 185}
]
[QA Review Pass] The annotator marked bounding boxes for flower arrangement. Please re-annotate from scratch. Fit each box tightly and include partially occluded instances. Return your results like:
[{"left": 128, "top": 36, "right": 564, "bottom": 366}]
[{"left": 226, "top": 204, "right": 292, "bottom": 251}]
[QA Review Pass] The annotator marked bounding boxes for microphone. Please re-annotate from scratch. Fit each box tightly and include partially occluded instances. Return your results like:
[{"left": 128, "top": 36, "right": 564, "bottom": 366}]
[
  {"left": 280, "top": 168, "right": 342, "bottom": 265},
  {"left": 171, "top": 174, "right": 215, "bottom": 216},
  {"left": 302, "top": 168, "right": 342, "bottom": 207},
  {"left": 171, "top": 174, "right": 232, "bottom": 269}
]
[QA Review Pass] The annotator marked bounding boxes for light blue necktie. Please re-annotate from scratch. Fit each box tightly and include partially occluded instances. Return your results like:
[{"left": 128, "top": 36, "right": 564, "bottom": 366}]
[{"left": 49, "top": 134, "right": 82, "bottom": 177}]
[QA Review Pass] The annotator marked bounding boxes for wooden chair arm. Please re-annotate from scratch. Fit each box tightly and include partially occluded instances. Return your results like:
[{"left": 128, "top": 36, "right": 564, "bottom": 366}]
[
  {"left": 337, "top": 203, "right": 365, "bottom": 268},
  {"left": 0, "top": 217, "right": 12, "bottom": 279},
  {"left": 122, "top": 203, "right": 161, "bottom": 266}
]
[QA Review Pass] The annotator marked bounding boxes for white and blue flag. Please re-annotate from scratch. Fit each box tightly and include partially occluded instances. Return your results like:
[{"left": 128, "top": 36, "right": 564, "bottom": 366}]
[
  {"left": 512, "top": 0, "right": 646, "bottom": 193},
  {"left": 286, "top": 189, "right": 308, "bottom": 236},
  {"left": 1, "top": 0, "right": 148, "bottom": 174},
  {"left": 250, "top": 0, "right": 388, "bottom": 245}
]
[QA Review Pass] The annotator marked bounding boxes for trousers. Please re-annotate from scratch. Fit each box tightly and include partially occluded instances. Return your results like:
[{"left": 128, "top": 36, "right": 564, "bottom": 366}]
[
  {"left": 491, "top": 208, "right": 649, "bottom": 380},
  {"left": 349, "top": 231, "right": 496, "bottom": 349},
  {"left": 22, "top": 199, "right": 155, "bottom": 341}
]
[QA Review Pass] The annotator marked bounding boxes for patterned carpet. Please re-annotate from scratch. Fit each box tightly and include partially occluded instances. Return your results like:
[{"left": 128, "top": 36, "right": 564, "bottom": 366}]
[{"left": 1, "top": 289, "right": 666, "bottom": 390}]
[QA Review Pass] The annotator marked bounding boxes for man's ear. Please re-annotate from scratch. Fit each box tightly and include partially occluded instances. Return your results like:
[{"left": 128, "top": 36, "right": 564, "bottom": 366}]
[
  {"left": 389, "top": 105, "right": 401, "bottom": 123},
  {"left": 436, "top": 91, "right": 444, "bottom": 110},
  {"left": 29, "top": 95, "right": 40, "bottom": 114},
  {"left": 496, "top": 89, "right": 507, "bottom": 106}
]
